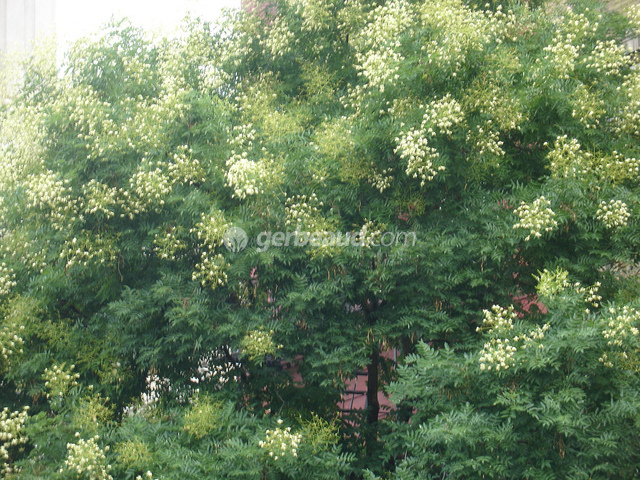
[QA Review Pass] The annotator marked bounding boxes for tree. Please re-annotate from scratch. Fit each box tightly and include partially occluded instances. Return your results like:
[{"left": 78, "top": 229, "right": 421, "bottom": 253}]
[
  {"left": 1, "top": 0, "right": 640, "bottom": 478},
  {"left": 388, "top": 271, "right": 640, "bottom": 479}
]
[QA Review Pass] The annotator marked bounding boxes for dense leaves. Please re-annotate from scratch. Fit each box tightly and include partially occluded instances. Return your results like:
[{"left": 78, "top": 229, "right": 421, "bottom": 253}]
[{"left": 1, "top": 0, "right": 640, "bottom": 478}]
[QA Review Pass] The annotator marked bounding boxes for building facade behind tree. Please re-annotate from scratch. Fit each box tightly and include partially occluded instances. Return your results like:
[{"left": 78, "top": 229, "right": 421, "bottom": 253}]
[{"left": 0, "top": 0, "right": 55, "bottom": 55}]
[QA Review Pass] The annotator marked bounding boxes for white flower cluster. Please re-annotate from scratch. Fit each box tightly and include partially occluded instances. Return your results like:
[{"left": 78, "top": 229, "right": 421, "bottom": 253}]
[
  {"left": 478, "top": 305, "right": 517, "bottom": 372},
  {"left": 199, "top": 62, "right": 229, "bottom": 94},
  {"left": 467, "top": 84, "right": 523, "bottom": 131},
  {"left": 535, "top": 267, "right": 570, "bottom": 298},
  {"left": 422, "top": 94, "right": 465, "bottom": 136},
  {"left": 126, "top": 90, "right": 188, "bottom": 157},
  {"left": 236, "top": 82, "right": 276, "bottom": 119},
  {"left": 192, "top": 212, "right": 228, "bottom": 251},
  {"left": 0, "top": 406, "right": 29, "bottom": 476},
  {"left": 395, "top": 127, "right": 444, "bottom": 187},
  {"left": 228, "top": 122, "right": 256, "bottom": 152},
  {"left": 105, "top": 186, "right": 148, "bottom": 220},
  {"left": 354, "top": 0, "right": 412, "bottom": 91},
  {"left": 614, "top": 71, "right": 640, "bottom": 137},
  {"left": 159, "top": 29, "right": 207, "bottom": 94},
  {"left": 476, "top": 305, "right": 516, "bottom": 335},
  {"left": 388, "top": 97, "right": 415, "bottom": 120},
  {"left": 482, "top": 4, "right": 519, "bottom": 42},
  {"left": 598, "top": 352, "right": 613, "bottom": 368},
  {"left": 341, "top": 84, "right": 368, "bottom": 113},
  {"left": 43, "top": 363, "right": 80, "bottom": 399},
  {"left": 17, "top": 240, "right": 49, "bottom": 275},
  {"left": 242, "top": 329, "right": 281, "bottom": 361},
  {"left": 213, "top": 13, "right": 252, "bottom": 69},
  {"left": 226, "top": 125, "right": 273, "bottom": 199},
  {"left": 285, "top": 193, "right": 324, "bottom": 232},
  {"left": 356, "top": 220, "right": 384, "bottom": 248},
  {"left": 466, "top": 121, "right": 505, "bottom": 158},
  {"left": 146, "top": 59, "right": 190, "bottom": 133},
  {"left": 419, "top": 0, "right": 492, "bottom": 73},
  {"left": 358, "top": 0, "right": 413, "bottom": 48},
  {"left": 369, "top": 167, "right": 394, "bottom": 194},
  {"left": 192, "top": 253, "right": 228, "bottom": 289},
  {"left": 62, "top": 434, "right": 112, "bottom": 480},
  {"left": 262, "top": 17, "right": 297, "bottom": 57},
  {"left": 25, "top": 171, "right": 81, "bottom": 231},
  {"left": 395, "top": 95, "right": 464, "bottom": 185},
  {"left": 139, "top": 374, "right": 172, "bottom": 408},
  {"left": 628, "top": 3, "right": 640, "bottom": 33},
  {"left": 0, "top": 105, "right": 48, "bottom": 219},
  {"left": 602, "top": 306, "right": 640, "bottom": 347},
  {"left": 168, "top": 145, "right": 206, "bottom": 186},
  {"left": 0, "top": 262, "right": 17, "bottom": 296},
  {"left": 128, "top": 164, "right": 173, "bottom": 213},
  {"left": 513, "top": 196, "right": 558, "bottom": 241},
  {"left": 583, "top": 39, "right": 628, "bottom": 76},
  {"left": 259, "top": 420, "right": 302, "bottom": 460},
  {"left": 0, "top": 320, "right": 25, "bottom": 370},
  {"left": 570, "top": 84, "right": 604, "bottom": 129},
  {"left": 55, "top": 84, "right": 109, "bottom": 159},
  {"left": 154, "top": 228, "right": 186, "bottom": 261},
  {"left": 542, "top": 34, "right": 579, "bottom": 80},
  {"left": 190, "top": 213, "right": 229, "bottom": 289},
  {"left": 121, "top": 50, "right": 157, "bottom": 88},
  {"left": 538, "top": 11, "right": 597, "bottom": 81},
  {"left": 356, "top": 45, "right": 403, "bottom": 93},
  {"left": 535, "top": 268, "right": 601, "bottom": 311},
  {"left": 288, "top": 0, "right": 335, "bottom": 32},
  {"left": 59, "top": 235, "right": 116, "bottom": 270},
  {"left": 190, "top": 350, "right": 239, "bottom": 387},
  {"left": 575, "top": 281, "right": 602, "bottom": 310},
  {"left": 479, "top": 338, "right": 517, "bottom": 372},
  {"left": 546, "top": 135, "right": 591, "bottom": 178},
  {"left": 83, "top": 180, "right": 118, "bottom": 219},
  {"left": 62, "top": 45, "right": 190, "bottom": 159},
  {"left": 596, "top": 200, "right": 630, "bottom": 229},
  {"left": 136, "top": 471, "right": 157, "bottom": 480},
  {"left": 478, "top": 304, "right": 550, "bottom": 372},
  {"left": 514, "top": 323, "right": 550, "bottom": 350},
  {"left": 547, "top": 137, "right": 639, "bottom": 184},
  {"left": 594, "top": 151, "right": 640, "bottom": 184}
]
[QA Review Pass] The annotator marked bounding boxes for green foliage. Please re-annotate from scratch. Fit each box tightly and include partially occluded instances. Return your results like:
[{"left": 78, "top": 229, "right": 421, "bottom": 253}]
[
  {"left": 388, "top": 280, "right": 640, "bottom": 479},
  {"left": 1, "top": 0, "right": 640, "bottom": 478},
  {"left": 182, "top": 394, "right": 222, "bottom": 439}
]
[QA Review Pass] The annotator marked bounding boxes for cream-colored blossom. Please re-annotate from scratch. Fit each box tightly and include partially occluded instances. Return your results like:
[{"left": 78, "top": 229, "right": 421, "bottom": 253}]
[
  {"left": 62, "top": 434, "right": 112, "bottom": 480},
  {"left": 596, "top": 200, "right": 630, "bottom": 229},
  {"left": 395, "top": 127, "right": 445, "bottom": 186},
  {"left": 513, "top": 196, "right": 558, "bottom": 241},
  {"left": 241, "top": 329, "right": 281, "bottom": 361},
  {"left": 0, "top": 407, "right": 29, "bottom": 476},
  {"left": 43, "top": 363, "right": 80, "bottom": 399},
  {"left": 546, "top": 135, "right": 591, "bottom": 178},
  {"left": 534, "top": 268, "right": 570, "bottom": 298},
  {"left": 259, "top": 422, "right": 302, "bottom": 460},
  {"left": 614, "top": 71, "right": 640, "bottom": 137},
  {"left": 602, "top": 306, "right": 640, "bottom": 347},
  {"left": 0, "top": 263, "right": 17, "bottom": 297}
]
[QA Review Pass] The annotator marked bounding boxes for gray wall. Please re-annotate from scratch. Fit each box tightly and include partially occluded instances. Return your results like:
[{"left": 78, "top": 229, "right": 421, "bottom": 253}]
[
  {"left": 608, "top": 0, "right": 639, "bottom": 13},
  {"left": 0, "top": 0, "right": 55, "bottom": 54}
]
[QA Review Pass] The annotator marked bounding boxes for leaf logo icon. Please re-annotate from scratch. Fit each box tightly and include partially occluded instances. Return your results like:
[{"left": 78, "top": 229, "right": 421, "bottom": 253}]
[{"left": 223, "top": 227, "right": 248, "bottom": 252}]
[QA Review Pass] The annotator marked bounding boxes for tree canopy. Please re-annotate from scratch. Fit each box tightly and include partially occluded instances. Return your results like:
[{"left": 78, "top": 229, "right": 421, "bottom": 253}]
[{"left": 1, "top": 0, "right": 640, "bottom": 478}]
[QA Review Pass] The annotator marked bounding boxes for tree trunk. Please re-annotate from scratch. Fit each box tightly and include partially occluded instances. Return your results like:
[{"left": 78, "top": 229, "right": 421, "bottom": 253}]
[{"left": 366, "top": 346, "right": 380, "bottom": 425}]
